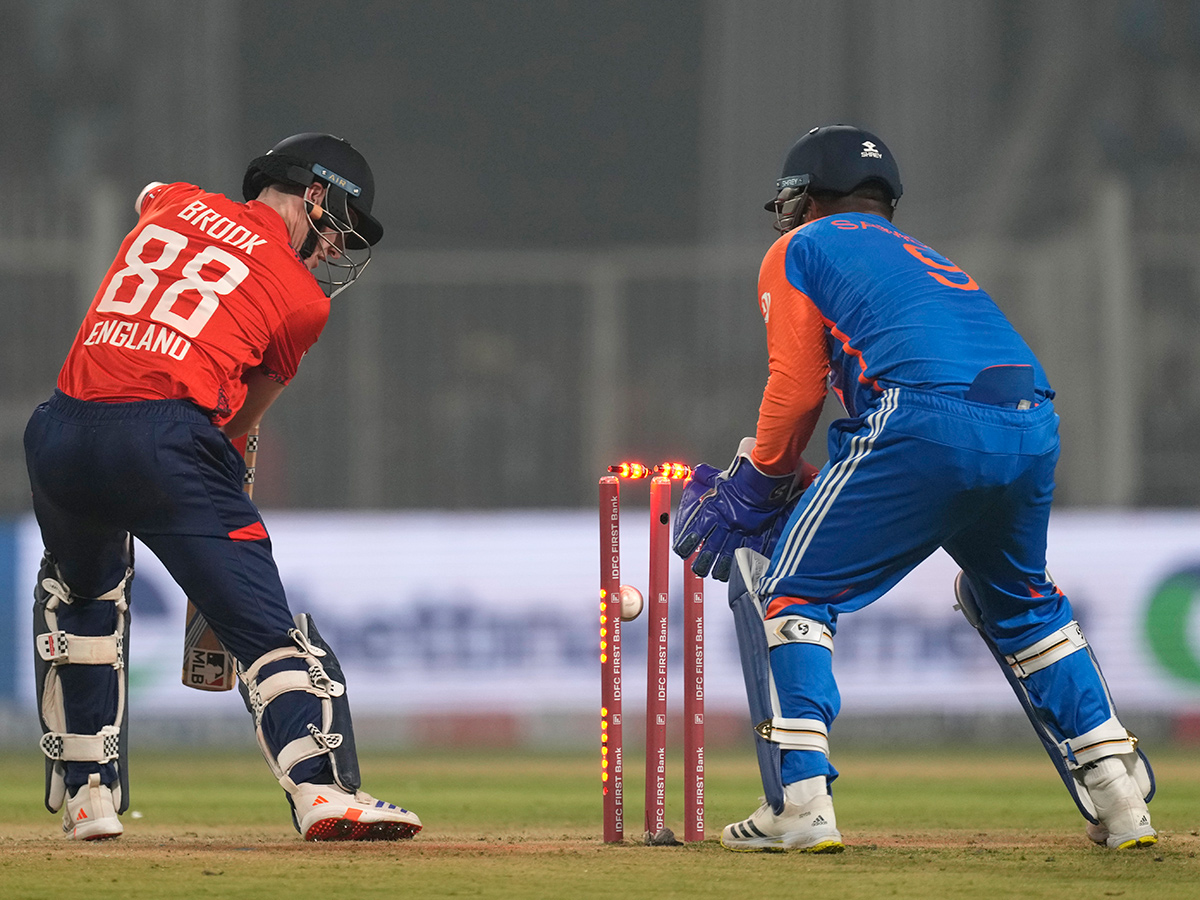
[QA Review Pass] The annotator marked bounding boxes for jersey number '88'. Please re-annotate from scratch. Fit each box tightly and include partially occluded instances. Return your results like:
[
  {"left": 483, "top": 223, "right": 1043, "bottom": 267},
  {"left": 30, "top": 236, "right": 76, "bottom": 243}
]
[{"left": 95, "top": 224, "right": 250, "bottom": 338}]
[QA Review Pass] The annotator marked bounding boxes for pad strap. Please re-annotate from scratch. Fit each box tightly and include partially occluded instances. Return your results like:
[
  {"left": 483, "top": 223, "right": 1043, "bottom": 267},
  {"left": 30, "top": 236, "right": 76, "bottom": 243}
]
[
  {"left": 1067, "top": 715, "right": 1136, "bottom": 766},
  {"left": 1006, "top": 621, "right": 1087, "bottom": 677},
  {"left": 37, "top": 631, "right": 123, "bottom": 666},
  {"left": 39, "top": 725, "right": 121, "bottom": 763},
  {"left": 765, "top": 615, "right": 834, "bottom": 652},
  {"left": 277, "top": 725, "right": 346, "bottom": 775},
  {"left": 249, "top": 668, "right": 343, "bottom": 716},
  {"left": 241, "top": 628, "right": 328, "bottom": 686},
  {"left": 239, "top": 628, "right": 346, "bottom": 792},
  {"left": 753, "top": 716, "right": 830, "bottom": 754}
]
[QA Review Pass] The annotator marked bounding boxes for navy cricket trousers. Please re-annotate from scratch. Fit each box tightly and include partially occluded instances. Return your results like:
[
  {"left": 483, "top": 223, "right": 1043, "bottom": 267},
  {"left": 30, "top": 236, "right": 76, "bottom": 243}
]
[{"left": 24, "top": 391, "right": 326, "bottom": 787}]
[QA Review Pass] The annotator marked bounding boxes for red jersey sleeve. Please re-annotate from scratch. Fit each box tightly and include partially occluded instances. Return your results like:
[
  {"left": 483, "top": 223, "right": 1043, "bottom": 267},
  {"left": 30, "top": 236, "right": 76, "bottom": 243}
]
[
  {"left": 137, "top": 182, "right": 176, "bottom": 216},
  {"left": 751, "top": 229, "right": 829, "bottom": 475},
  {"left": 260, "top": 298, "right": 330, "bottom": 385}
]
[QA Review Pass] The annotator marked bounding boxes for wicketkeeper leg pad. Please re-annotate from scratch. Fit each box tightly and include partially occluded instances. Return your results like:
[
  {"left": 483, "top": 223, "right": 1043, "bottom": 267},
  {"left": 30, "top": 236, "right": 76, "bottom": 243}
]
[
  {"left": 33, "top": 551, "right": 132, "bottom": 815},
  {"left": 730, "top": 548, "right": 834, "bottom": 815},
  {"left": 238, "top": 613, "right": 361, "bottom": 797},
  {"left": 954, "top": 571, "right": 1154, "bottom": 823}
]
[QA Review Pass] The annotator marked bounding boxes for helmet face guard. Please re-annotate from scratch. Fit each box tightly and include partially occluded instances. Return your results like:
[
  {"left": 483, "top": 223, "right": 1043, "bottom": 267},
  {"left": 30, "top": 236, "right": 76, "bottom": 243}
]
[
  {"left": 301, "top": 213, "right": 372, "bottom": 300},
  {"left": 768, "top": 176, "right": 812, "bottom": 234},
  {"left": 243, "top": 133, "right": 382, "bottom": 298},
  {"left": 298, "top": 164, "right": 372, "bottom": 299}
]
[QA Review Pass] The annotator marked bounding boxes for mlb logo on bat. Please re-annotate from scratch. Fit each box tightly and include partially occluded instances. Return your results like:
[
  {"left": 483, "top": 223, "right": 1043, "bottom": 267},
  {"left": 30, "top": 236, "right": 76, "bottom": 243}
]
[{"left": 187, "top": 649, "right": 230, "bottom": 688}]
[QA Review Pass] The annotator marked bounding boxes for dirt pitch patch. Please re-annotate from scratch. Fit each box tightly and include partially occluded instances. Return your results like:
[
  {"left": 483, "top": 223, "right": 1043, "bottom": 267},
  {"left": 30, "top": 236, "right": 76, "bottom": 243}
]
[{"left": 3, "top": 822, "right": 1197, "bottom": 853}]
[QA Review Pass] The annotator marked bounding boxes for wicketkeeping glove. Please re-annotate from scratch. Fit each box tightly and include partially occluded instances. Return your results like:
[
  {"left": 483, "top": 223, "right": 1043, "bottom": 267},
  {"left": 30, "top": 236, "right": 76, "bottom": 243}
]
[{"left": 672, "top": 438, "right": 811, "bottom": 581}]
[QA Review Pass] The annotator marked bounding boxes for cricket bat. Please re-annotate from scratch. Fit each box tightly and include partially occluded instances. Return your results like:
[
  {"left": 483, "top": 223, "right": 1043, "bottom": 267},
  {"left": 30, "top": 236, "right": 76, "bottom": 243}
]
[{"left": 181, "top": 425, "right": 260, "bottom": 691}]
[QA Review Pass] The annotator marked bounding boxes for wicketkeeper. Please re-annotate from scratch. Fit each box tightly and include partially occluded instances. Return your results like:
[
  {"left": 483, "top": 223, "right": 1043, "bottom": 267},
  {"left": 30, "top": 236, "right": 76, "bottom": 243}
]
[
  {"left": 673, "top": 124, "right": 1156, "bottom": 852},
  {"left": 23, "top": 133, "right": 422, "bottom": 841}
]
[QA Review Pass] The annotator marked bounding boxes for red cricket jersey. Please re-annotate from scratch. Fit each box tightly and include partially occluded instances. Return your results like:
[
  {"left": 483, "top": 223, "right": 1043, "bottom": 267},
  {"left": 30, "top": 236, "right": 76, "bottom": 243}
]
[{"left": 58, "top": 183, "right": 330, "bottom": 422}]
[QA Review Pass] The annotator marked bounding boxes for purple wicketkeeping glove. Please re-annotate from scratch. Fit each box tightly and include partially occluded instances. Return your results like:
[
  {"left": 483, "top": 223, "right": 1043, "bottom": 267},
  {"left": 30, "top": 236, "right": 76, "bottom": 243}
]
[{"left": 672, "top": 438, "right": 806, "bottom": 582}]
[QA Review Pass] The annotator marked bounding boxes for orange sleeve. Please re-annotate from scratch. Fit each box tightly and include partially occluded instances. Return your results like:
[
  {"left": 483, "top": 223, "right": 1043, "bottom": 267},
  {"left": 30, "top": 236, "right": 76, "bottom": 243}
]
[{"left": 750, "top": 236, "right": 829, "bottom": 475}]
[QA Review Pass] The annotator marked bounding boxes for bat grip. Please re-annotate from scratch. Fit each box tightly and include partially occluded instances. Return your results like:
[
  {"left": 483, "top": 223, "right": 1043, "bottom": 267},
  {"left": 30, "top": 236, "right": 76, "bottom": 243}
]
[{"left": 243, "top": 423, "right": 260, "bottom": 499}]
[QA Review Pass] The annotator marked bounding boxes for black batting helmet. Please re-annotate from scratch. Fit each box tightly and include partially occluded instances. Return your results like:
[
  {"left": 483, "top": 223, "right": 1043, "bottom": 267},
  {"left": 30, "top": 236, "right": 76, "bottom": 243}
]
[
  {"left": 243, "top": 133, "right": 383, "bottom": 248},
  {"left": 765, "top": 125, "right": 902, "bottom": 232}
]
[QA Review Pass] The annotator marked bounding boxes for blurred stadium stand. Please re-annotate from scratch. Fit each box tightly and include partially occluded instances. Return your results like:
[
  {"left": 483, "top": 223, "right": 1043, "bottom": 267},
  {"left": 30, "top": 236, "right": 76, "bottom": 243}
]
[{"left": 3, "top": 0, "right": 1200, "bottom": 511}]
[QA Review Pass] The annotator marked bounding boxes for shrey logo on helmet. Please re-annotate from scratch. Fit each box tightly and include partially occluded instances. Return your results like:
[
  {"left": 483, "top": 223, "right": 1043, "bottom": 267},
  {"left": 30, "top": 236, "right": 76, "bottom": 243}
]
[
  {"left": 242, "top": 133, "right": 383, "bottom": 298},
  {"left": 765, "top": 124, "right": 903, "bottom": 234}
]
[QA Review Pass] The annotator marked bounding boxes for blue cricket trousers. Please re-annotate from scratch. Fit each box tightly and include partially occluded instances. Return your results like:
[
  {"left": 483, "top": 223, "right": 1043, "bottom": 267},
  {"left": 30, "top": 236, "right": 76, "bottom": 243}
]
[{"left": 759, "top": 388, "right": 1113, "bottom": 782}]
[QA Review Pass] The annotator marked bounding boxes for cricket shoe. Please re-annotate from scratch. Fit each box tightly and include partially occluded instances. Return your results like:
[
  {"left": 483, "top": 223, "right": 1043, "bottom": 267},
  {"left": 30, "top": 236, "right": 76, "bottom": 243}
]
[
  {"left": 290, "top": 782, "right": 422, "bottom": 842},
  {"left": 1081, "top": 755, "right": 1157, "bottom": 850},
  {"left": 721, "top": 788, "right": 843, "bottom": 853},
  {"left": 63, "top": 773, "right": 123, "bottom": 841}
]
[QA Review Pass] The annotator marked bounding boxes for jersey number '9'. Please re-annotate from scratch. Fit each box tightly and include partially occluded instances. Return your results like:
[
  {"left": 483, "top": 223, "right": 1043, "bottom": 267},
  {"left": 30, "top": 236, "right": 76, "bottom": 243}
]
[
  {"left": 903, "top": 243, "right": 979, "bottom": 291},
  {"left": 95, "top": 224, "right": 250, "bottom": 338}
]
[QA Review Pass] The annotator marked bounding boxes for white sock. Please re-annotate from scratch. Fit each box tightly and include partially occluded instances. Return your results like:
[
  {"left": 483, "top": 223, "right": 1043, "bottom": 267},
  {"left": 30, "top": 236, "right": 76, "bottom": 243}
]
[{"left": 783, "top": 775, "right": 827, "bottom": 808}]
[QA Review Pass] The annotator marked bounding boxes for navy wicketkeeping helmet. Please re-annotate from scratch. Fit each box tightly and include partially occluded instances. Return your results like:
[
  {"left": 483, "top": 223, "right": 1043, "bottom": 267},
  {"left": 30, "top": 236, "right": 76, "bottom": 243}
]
[{"left": 765, "top": 124, "right": 902, "bottom": 232}]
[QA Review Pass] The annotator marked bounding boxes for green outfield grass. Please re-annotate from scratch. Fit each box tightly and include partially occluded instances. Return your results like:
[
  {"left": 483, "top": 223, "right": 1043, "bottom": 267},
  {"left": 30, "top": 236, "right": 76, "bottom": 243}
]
[{"left": 0, "top": 746, "right": 1196, "bottom": 900}]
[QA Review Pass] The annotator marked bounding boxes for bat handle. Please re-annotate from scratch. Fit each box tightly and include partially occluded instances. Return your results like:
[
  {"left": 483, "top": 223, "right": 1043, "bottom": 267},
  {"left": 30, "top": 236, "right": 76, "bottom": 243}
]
[{"left": 243, "top": 423, "right": 260, "bottom": 498}]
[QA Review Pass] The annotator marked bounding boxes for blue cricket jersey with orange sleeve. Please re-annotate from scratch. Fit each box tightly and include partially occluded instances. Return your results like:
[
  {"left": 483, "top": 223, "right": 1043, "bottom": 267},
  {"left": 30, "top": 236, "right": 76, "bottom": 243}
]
[
  {"left": 745, "top": 212, "right": 1109, "bottom": 796},
  {"left": 750, "top": 212, "right": 1053, "bottom": 475}
]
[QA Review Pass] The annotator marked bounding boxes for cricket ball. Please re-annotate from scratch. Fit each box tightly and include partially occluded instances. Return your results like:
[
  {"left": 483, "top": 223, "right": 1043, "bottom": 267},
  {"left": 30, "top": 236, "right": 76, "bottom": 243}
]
[{"left": 618, "top": 584, "right": 644, "bottom": 621}]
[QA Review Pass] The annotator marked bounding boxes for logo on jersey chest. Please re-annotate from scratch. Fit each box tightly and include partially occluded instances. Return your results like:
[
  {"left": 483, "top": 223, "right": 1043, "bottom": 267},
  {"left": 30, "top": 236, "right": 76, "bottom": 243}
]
[{"left": 759, "top": 291, "right": 771, "bottom": 323}]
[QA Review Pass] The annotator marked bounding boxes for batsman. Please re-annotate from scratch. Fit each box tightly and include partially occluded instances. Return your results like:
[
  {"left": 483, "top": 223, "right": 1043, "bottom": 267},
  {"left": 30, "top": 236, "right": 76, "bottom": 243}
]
[
  {"left": 23, "top": 133, "right": 421, "bottom": 841},
  {"left": 673, "top": 124, "right": 1156, "bottom": 852}
]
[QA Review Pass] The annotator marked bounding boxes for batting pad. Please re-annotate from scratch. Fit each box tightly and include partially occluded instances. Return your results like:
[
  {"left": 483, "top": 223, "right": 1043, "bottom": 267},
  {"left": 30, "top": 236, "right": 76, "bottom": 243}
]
[
  {"left": 953, "top": 571, "right": 1154, "bottom": 823},
  {"left": 238, "top": 612, "right": 361, "bottom": 799},
  {"left": 33, "top": 551, "right": 132, "bottom": 815},
  {"left": 729, "top": 548, "right": 787, "bottom": 814}
]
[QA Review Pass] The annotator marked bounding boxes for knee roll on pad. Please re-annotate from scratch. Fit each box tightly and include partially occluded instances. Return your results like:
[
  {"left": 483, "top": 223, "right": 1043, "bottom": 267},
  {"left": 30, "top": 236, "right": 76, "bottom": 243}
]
[
  {"left": 238, "top": 612, "right": 361, "bottom": 794},
  {"left": 33, "top": 551, "right": 132, "bottom": 814},
  {"left": 953, "top": 571, "right": 1154, "bottom": 823}
]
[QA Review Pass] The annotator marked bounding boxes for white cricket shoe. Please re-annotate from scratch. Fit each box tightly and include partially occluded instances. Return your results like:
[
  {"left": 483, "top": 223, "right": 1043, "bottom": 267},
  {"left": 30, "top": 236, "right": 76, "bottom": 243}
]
[
  {"left": 290, "top": 782, "right": 422, "bottom": 842},
  {"left": 721, "top": 779, "right": 843, "bottom": 853},
  {"left": 63, "top": 773, "right": 122, "bottom": 841},
  {"left": 1081, "top": 755, "right": 1157, "bottom": 849}
]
